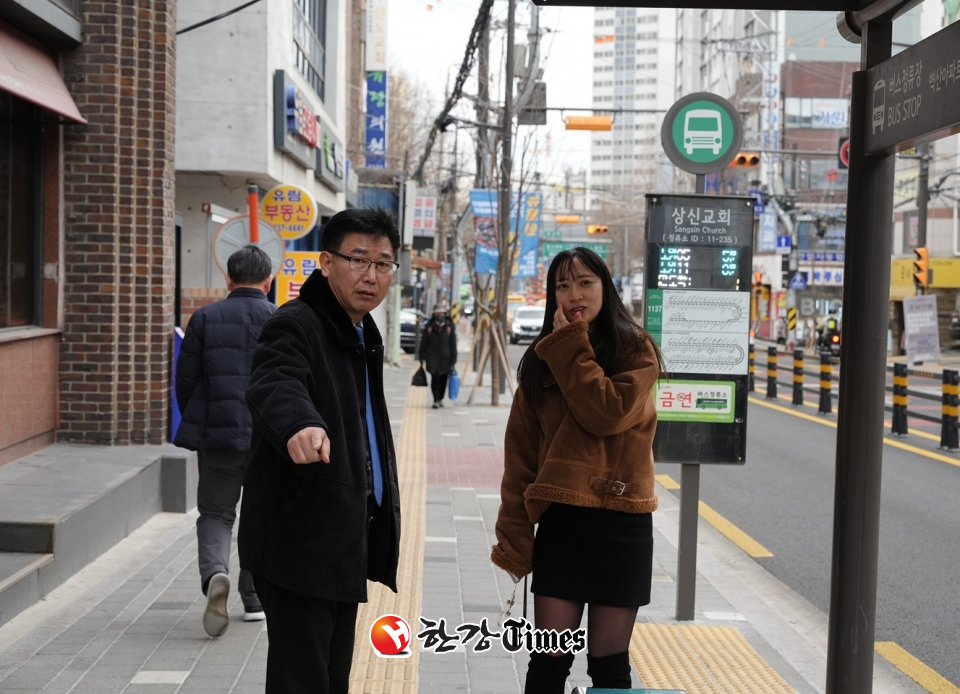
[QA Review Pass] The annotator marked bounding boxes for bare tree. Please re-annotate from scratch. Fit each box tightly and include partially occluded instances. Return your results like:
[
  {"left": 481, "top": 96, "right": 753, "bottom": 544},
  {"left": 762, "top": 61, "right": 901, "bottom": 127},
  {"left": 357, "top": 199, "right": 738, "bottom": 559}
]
[{"left": 386, "top": 71, "right": 440, "bottom": 178}]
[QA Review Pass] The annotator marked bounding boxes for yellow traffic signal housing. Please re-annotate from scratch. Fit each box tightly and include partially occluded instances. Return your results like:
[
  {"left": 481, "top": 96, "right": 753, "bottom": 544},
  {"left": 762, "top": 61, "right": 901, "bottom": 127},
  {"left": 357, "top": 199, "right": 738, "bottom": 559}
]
[
  {"left": 564, "top": 116, "right": 613, "bottom": 131},
  {"left": 913, "top": 247, "right": 930, "bottom": 288},
  {"left": 587, "top": 225, "right": 609, "bottom": 234},
  {"left": 730, "top": 152, "right": 760, "bottom": 167}
]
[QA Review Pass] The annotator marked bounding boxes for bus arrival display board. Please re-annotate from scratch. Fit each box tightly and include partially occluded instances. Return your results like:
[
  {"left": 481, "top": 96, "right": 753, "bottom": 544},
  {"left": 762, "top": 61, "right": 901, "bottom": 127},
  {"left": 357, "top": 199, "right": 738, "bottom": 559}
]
[{"left": 644, "top": 194, "right": 754, "bottom": 465}]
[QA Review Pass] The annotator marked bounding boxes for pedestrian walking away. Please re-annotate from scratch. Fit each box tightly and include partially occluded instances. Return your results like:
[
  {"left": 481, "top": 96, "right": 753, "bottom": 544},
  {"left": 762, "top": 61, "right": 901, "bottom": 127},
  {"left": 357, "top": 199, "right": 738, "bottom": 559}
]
[
  {"left": 174, "top": 245, "right": 277, "bottom": 637},
  {"left": 490, "top": 247, "right": 666, "bottom": 694},
  {"left": 421, "top": 300, "right": 457, "bottom": 408},
  {"left": 241, "top": 207, "right": 402, "bottom": 694}
]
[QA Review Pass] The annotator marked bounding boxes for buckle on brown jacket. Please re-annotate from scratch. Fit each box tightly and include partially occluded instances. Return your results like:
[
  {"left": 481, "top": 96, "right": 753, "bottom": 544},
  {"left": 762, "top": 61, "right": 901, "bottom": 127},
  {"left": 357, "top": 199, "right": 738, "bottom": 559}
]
[{"left": 588, "top": 476, "right": 627, "bottom": 496}]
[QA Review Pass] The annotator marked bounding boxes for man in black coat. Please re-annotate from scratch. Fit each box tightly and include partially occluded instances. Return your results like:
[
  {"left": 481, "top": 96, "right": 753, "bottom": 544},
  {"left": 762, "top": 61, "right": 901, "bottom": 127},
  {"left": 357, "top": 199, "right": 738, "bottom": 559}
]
[
  {"left": 174, "top": 245, "right": 276, "bottom": 637},
  {"left": 240, "top": 207, "right": 401, "bottom": 694}
]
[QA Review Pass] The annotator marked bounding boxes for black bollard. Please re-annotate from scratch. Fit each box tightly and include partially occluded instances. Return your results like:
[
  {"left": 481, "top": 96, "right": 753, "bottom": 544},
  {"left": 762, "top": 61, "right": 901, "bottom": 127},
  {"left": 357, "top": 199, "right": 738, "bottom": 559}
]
[
  {"left": 818, "top": 353, "right": 833, "bottom": 415},
  {"left": 939, "top": 369, "right": 959, "bottom": 451},
  {"left": 792, "top": 349, "right": 804, "bottom": 406},
  {"left": 890, "top": 363, "right": 908, "bottom": 437},
  {"left": 766, "top": 346, "right": 777, "bottom": 399}
]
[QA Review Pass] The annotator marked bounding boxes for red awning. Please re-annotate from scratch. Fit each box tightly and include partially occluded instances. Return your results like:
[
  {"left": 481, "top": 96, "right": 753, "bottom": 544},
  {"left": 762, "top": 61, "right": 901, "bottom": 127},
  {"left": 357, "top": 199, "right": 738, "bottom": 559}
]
[
  {"left": 412, "top": 256, "right": 443, "bottom": 270},
  {"left": 0, "top": 20, "right": 86, "bottom": 124}
]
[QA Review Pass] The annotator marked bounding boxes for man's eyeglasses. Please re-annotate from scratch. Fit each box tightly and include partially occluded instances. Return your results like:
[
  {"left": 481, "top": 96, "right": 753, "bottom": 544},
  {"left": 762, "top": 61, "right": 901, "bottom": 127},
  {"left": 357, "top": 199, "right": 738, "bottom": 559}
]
[{"left": 328, "top": 250, "right": 399, "bottom": 276}]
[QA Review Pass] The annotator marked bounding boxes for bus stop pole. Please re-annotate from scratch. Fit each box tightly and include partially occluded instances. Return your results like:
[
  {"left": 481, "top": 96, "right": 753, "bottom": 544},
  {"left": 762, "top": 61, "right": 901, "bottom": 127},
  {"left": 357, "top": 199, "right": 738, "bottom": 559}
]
[
  {"left": 826, "top": 20, "right": 893, "bottom": 694},
  {"left": 675, "top": 173, "right": 706, "bottom": 621}
]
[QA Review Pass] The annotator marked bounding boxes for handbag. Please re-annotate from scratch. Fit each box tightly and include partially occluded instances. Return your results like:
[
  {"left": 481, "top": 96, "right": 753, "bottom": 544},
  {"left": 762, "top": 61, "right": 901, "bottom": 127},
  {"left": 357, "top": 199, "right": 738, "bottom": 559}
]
[
  {"left": 447, "top": 367, "right": 460, "bottom": 401},
  {"left": 412, "top": 363, "right": 428, "bottom": 387}
]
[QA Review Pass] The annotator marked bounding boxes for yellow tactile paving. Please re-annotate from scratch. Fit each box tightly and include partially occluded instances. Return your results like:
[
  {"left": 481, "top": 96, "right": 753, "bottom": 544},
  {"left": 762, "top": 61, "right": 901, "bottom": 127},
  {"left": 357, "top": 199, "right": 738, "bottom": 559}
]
[
  {"left": 350, "top": 378, "right": 427, "bottom": 694},
  {"left": 630, "top": 623, "right": 796, "bottom": 694}
]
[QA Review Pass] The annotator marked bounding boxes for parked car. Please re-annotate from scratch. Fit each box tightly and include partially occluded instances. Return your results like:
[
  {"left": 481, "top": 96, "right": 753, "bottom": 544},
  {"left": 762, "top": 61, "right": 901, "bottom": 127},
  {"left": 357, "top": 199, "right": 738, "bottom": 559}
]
[
  {"left": 510, "top": 306, "right": 547, "bottom": 344},
  {"left": 400, "top": 308, "right": 427, "bottom": 354},
  {"left": 949, "top": 308, "right": 960, "bottom": 340}
]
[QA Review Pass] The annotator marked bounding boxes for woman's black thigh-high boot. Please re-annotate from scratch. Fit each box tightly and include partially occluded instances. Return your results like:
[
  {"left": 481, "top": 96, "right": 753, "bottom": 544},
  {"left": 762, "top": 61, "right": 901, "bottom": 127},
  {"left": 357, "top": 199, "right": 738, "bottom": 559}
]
[
  {"left": 523, "top": 652, "right": 575, "bottom": 694},
  {"left": 586, "top": 651, "right": 632, "bottom": 689}
]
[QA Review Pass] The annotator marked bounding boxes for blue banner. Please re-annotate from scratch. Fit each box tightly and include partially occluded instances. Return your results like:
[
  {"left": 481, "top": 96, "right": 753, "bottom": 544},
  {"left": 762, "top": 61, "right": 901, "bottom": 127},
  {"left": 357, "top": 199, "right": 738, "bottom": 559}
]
[
  {"left": 366, "top": 71, "right": 387, "bottom": 169},
  {"left": 469, "top": 190, "right": 542, "bottom": 277}
]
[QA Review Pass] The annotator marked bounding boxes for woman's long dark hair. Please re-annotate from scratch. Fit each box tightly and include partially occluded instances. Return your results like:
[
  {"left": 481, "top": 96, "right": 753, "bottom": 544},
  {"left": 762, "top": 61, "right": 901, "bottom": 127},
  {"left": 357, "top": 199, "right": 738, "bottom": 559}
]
[{"left": 517, "top": 247, "right": 665, "bottom": 408}]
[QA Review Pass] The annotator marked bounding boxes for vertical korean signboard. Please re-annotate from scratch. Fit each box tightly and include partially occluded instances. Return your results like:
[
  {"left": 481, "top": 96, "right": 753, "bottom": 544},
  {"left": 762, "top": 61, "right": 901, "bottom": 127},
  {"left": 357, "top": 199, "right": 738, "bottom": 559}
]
[
  {"left": 276, "top": 251, "right": 320, "bottom": 305},
  {"left": 365, "top": 0, "right": 388, "bottom": 168},
  {"left": 644, "top": 194, "right": 754, "bottom": 464},
  {"left": 469, "top": 190, "right": 541, "bottom": 278}
]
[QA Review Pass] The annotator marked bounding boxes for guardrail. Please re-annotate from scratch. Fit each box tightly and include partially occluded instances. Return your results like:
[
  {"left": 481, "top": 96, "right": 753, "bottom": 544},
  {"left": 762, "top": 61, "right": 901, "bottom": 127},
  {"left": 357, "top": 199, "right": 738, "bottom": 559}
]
[{"left": 755, "top": 344, "right": 960, "bottom": 452}]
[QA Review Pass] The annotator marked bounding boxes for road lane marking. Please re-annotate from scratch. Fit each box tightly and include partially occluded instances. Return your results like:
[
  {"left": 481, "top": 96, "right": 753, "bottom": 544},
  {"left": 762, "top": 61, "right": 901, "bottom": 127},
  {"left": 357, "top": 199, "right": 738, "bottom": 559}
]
[
  {"left": 655, "top": 473, "right": 680, "bottom": 489},
  {"left": 655, "top": 474, "right": 773, "bottom": 558},
  {"left": 875, "top": 641, "right": 960, "bottom": 694},
  {"left": 698, "top": 500, "right": 774, "bottom": 558},
  {"left": 749, "top": 397, "right": 960, "bottom": 470}
]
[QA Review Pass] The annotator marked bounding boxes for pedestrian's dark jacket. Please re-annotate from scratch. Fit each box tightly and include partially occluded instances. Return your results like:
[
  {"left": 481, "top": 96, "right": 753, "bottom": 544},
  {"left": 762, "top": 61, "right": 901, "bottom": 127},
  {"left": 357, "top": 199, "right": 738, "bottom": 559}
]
[
  {"left": 421, "top": 315, "right": 457, "bottom": 375},
  {"left": 239, "top": 270, "right": 400, "bottom": 602},
  {"left": 174, "top": 287, "right": 276, "bottom": 452}
]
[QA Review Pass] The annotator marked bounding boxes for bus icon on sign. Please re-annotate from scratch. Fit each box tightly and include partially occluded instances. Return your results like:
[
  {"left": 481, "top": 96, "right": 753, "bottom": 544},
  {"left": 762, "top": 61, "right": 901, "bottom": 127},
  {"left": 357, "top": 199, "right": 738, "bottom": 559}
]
[
  {"left": 684, "top": 110, "right": 723, "bottom": 155},
  {"left": 872, "top": 80, "right": 885, "bottom": 134}
]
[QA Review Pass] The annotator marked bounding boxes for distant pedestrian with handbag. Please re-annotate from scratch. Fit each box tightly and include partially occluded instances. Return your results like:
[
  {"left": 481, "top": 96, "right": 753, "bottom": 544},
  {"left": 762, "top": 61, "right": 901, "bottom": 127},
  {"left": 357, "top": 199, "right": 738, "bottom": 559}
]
[
  {"left": 174, "top": 245, "right": 276, "bottom": 637},
  {"left": 421, "top": 300, "right": 457, "bottom": 409},
  {"left": 491, "top": 247, "right": 665, "bottom": 693}
]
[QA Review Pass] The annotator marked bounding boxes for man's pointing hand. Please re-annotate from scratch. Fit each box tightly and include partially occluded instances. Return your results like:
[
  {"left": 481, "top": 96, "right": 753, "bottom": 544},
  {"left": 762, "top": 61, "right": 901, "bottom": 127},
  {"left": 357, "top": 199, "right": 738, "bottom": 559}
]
[{"left": 287, "top": 426, "right": 331, "bottom": 464}]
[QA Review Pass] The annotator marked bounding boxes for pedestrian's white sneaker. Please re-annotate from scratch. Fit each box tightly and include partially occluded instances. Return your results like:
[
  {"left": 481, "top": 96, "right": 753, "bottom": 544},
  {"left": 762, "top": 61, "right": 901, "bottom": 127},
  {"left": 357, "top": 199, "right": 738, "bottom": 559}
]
[
  {"left": 243, "top": 609, "right": 266, "bottom": 622},
  {"left": 203, "top": 573, "right": 230, "bottom": 637}
]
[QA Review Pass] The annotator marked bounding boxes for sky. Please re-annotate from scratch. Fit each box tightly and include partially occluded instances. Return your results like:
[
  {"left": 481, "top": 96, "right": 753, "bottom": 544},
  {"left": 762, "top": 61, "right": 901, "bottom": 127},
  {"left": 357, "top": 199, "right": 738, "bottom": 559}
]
[{"left": 386, "top": 0, "right": 596, "bottom": 188}]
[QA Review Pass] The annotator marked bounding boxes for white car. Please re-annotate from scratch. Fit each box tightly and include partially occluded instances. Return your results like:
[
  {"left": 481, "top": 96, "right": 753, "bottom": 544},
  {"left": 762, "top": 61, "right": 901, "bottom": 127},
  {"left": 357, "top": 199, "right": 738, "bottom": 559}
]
[{"left": 510, "top": 307, "right": 547, "bottom": 344}]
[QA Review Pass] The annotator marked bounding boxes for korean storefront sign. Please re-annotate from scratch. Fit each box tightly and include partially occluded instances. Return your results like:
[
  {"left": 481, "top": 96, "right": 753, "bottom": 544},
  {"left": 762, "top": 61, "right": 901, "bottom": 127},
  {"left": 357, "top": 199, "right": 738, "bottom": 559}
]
[
  {"left": 276, "top": 251, "right": 321, "bottom": 305},
  {"left": 273, "top": 71, "right": 318, "bottom": 170},
  {"left": 260, "top": 185, "right": 318, "bottom": 241}
]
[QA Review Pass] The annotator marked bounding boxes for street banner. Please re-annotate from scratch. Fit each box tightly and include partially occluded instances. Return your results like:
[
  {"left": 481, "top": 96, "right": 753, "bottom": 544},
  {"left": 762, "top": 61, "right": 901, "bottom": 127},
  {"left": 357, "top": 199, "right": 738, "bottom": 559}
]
[
  {"left": 469, "top": 190, "right": 542, "bottom": 278},
  {"left": 903, "top": 294, "right": 941, "bottom": 365},
  {"left": 276, "top": 251, "right": 321, "bottom": 305},
  {"left": 412, "top": 195, "right": 437, "bottom": 238}
]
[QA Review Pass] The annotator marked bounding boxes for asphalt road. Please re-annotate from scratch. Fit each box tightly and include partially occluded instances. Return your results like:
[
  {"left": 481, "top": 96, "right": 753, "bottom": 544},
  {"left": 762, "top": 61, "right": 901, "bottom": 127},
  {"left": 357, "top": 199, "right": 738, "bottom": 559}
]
[{"left": 659, "top": 398, "right": 960, "bottom": 688}]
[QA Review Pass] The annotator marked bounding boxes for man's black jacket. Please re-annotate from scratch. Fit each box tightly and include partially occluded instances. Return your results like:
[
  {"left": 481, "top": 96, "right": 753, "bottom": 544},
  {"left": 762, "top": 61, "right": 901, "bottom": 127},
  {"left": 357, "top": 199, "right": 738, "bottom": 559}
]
[
  {"left": 174, "top": 288, "right": 276, "bottom": 451},
  {"left": 239, "top": 271, "right": 400, "bottom": 602}
]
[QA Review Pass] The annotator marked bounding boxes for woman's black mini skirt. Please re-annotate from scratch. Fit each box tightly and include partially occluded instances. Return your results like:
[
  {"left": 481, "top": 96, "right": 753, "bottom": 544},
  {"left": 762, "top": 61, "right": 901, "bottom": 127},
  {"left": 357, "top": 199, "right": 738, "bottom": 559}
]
[{"left": 530, "top": 502, "right": 653, "bottom": 607}]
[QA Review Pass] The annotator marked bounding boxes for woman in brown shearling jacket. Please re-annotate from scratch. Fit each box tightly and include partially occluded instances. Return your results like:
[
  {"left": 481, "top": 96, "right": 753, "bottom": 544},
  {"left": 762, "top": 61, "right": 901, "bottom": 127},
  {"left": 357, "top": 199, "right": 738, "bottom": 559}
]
[{"left": 491, "top": 247, "right": 665, "bottom": 693}]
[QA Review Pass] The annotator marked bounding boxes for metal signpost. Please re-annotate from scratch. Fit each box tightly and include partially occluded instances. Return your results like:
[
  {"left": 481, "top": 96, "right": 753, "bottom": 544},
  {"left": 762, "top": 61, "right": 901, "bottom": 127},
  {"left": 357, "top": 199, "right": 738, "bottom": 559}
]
[
  {"left": 649, "top": 92, "right": 750, "bottom": 621},
  {"left": 212, "top": 216, "right": 286, "bottom": 277}
]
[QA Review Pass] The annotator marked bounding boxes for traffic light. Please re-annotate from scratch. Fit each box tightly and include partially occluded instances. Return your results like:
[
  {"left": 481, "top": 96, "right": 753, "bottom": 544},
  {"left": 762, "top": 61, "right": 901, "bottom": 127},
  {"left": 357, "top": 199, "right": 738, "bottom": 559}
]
[
  {"left": 587, "top": 225, "right": 609, "bottom": 234},
  {"left": 913, "top": 247, "right": 930, "bottom": 288},
  {"left": 729, "top": 152, "right": 760, "bottom": 167}
]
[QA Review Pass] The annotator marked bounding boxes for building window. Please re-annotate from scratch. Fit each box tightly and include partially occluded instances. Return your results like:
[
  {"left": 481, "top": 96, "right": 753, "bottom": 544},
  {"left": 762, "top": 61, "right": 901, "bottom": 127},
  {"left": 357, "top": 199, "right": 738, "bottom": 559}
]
[
  {"left": 0, "top": 92, "right": 41, "bottom": 329},
  {"left": 294, "top": 0, "right": 326, "bottom": 101}
]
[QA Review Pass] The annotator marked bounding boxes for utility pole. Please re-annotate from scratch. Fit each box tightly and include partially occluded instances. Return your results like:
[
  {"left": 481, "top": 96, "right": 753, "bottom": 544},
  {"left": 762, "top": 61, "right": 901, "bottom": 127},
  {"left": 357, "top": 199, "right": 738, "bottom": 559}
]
[
  {"left": 475, "top": 6, "right": 492, "bottom": 189},
  {"left": 918, "top": 142, "right": 930, "bottom": 248},
  {"left": 492, "top": 0, "right": 516, "bottom": 407}
]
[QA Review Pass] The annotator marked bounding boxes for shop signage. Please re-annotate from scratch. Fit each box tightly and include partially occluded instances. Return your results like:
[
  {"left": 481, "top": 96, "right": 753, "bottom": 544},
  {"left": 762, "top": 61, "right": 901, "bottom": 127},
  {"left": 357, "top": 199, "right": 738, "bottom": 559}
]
[
  {"left": 315, "top": 118, "right": 345, "bottom": 192},
  {"left": 260, "top": 184, "right": 318, "bottom": 241},
  {"left": 366, "top": 71, "right": 388, "bottom": 169},
  {"left": 274, "top": 71, "right": 319, "bottom": 169},
  {"left": 276, "top": 251, "right": 321, "bottom": 305}
]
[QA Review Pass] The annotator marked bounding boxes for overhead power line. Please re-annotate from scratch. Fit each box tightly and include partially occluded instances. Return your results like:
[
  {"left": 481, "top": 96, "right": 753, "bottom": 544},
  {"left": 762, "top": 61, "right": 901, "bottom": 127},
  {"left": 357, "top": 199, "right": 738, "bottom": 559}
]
[
  {"left": 413, "top": 0, "right": 495, "bottom": 184},
  {"left": 177, "top": 0, "right": 263, "bottom": 35}
]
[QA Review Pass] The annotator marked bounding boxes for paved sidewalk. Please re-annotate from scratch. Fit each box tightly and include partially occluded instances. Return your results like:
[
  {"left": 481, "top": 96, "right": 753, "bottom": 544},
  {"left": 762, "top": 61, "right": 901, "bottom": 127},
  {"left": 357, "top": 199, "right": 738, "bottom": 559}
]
[{"left": 0, "top": 358, "right": 928, "bottom": 693}]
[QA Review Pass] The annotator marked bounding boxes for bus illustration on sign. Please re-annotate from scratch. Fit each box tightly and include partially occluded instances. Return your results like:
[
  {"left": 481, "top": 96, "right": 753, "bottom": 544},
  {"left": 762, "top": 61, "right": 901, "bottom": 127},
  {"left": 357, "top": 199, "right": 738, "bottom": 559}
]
[
  {"left": 872, "top": 79, "right": 885, "bottom": 135},
  {"left": 684, "top": 110, "right": 723, "bottom": 155},
  {"left": 696, "top": 397, "right": 729, "bottom": 410}
]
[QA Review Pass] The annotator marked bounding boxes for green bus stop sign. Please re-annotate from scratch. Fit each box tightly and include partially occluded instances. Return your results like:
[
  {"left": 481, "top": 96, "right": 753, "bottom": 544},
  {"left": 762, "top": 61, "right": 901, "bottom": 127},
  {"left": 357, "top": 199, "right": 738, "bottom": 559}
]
[{"left": 661, "top": 92, "right": 744, "bottom": 175}]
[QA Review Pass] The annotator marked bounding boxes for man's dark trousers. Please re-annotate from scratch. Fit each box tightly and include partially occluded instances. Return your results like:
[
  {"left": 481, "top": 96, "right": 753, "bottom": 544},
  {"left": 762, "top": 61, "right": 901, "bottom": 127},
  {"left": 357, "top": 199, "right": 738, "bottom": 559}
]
[
  {"left": 252, "top": 574, "right": 358, "bottom": 694},
  {"left": 197, "top": 450, "right": 259, "bottom": 609}
]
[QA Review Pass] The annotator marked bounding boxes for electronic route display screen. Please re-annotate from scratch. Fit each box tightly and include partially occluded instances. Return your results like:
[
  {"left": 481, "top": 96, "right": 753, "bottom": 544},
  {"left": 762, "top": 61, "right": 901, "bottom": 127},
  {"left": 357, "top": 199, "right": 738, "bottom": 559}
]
[{"left": 644, "top": 194, "right": 754, "bottom": 465}]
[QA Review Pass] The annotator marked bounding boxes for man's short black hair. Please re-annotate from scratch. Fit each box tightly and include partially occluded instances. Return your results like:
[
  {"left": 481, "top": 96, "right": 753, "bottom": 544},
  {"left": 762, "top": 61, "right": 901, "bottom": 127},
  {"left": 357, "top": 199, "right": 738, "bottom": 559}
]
[
  {"left": 227, "top": 245, "right": 273, "bottom": 285},
  {"left": 322, "top": 207, "right": 400, "bottom": 255}
]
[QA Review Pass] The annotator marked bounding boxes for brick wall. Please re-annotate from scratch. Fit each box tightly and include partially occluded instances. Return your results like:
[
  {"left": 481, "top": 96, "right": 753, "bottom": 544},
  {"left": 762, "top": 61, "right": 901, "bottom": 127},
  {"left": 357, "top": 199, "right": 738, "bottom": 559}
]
[
  {"left": 179, "top": 287, "right": 230, "bottom": 328},
  {"left": 58, "top": 0, "right": 177, "bottom": 444}
]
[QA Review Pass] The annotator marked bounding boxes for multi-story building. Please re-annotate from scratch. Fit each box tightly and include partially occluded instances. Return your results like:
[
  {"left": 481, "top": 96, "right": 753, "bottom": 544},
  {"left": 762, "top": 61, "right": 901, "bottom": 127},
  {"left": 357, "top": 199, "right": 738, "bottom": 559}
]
[
  {"left": 0, "top": 1, "right": 177, "bottom": 457},
  {"left": 176, "top": 0, "right": 350, "bottom": 310},
  {"left": 589, "top": 7, "right": 677, "bottom": 206}
]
